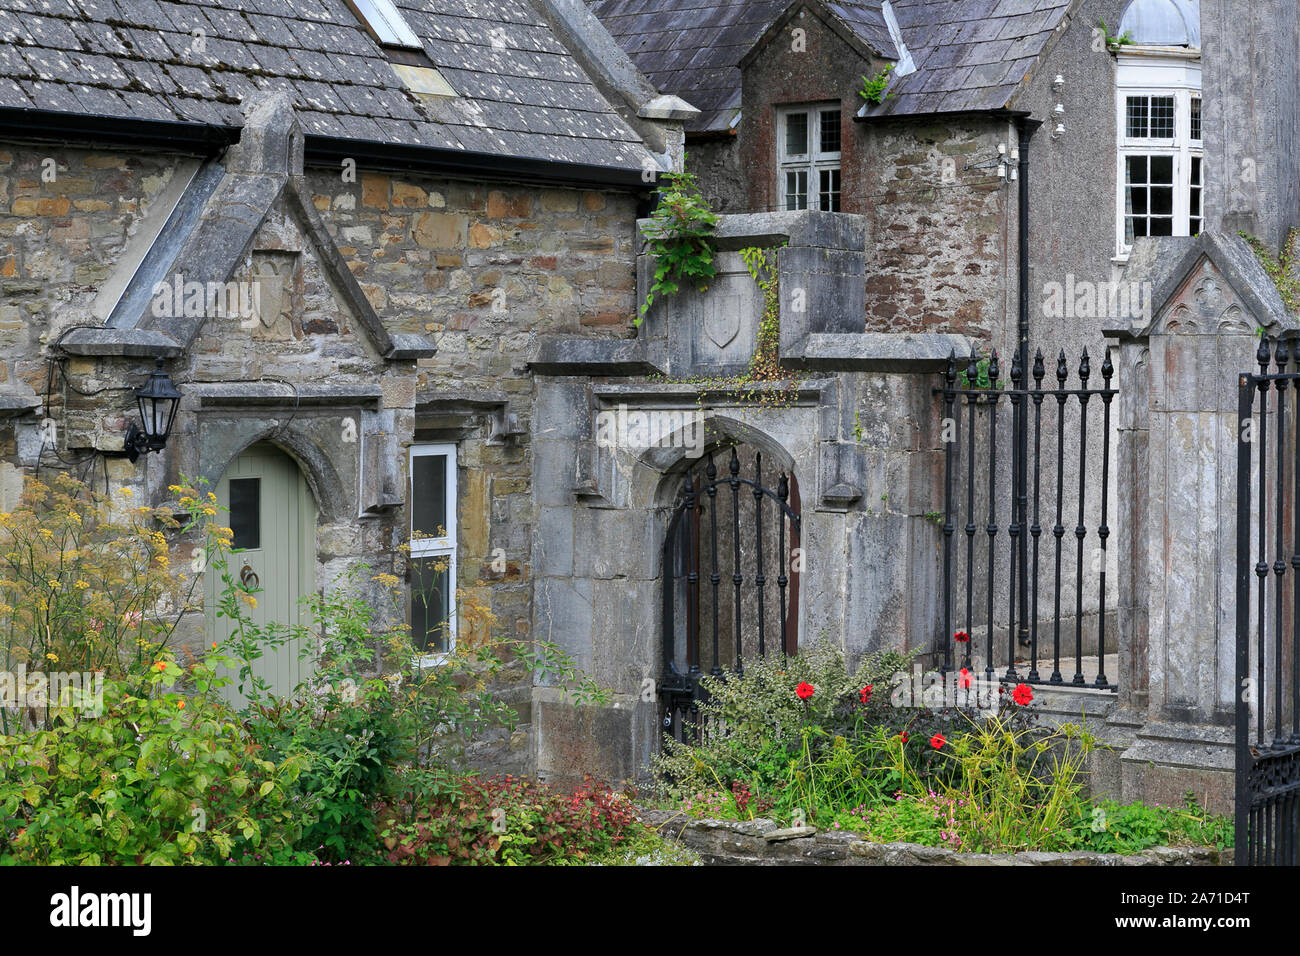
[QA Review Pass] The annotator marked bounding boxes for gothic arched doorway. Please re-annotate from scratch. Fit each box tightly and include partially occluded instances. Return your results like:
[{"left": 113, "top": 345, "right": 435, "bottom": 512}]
[{"left": 659, "top": 442, "right": 801, "bottom": 742}]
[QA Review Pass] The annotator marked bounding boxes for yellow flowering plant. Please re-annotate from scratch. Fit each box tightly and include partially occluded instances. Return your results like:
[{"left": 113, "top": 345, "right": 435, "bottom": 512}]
[{"left": 0, "top": 473, "right": 228, "bottom": 733}]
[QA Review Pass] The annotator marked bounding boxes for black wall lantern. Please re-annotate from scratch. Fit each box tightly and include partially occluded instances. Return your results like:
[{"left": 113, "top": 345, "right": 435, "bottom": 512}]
[{"left": 122, "top": 358, "right": 182, "bottom": 463}]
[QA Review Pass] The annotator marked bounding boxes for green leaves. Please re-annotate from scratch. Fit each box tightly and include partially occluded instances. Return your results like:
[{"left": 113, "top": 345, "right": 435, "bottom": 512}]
[
  {"left": 637, "top": 166, "right": 720, "bottom": 326},
  {"left": 858, "top": 64, "right": 895, "bottom": 105},
  {"left": 0, "top": 676, "right": 302, "bottom": 866}
]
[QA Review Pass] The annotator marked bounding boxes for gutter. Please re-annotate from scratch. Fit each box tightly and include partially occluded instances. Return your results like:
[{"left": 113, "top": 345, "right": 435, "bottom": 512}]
[
  {"left": 0, "top": 108, "right": 239, "bottom": 153},
  {"left": 0, "top": 108, "right": 654, "bottom": 191},
  {"left": 855, "top": 107, "right": 1033, "bottom": 123},
  {"left": 304, "top": 135, "right": 655, "bottom": 191}
]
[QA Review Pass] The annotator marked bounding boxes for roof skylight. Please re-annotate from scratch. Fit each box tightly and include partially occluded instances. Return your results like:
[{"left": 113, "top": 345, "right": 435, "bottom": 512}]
[{"left": 347, "top": 0, "right": 424, "bottom": 50}]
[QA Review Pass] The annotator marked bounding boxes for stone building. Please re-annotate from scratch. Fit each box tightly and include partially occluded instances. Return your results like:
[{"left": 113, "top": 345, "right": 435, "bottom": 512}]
[
  {"left": 2, "top": 0, "right": 1298, "bottom": 814},
  {"left": 0, "top": 0, "right": 686, "bottom": 764}
]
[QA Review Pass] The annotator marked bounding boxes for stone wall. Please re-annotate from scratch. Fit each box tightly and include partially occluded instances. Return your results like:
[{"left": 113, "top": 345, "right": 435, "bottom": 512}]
[
  {"left": 640, "top": 811, "right": 1231, "bottom": 866},
  {"left": 0, "top": 134, "right": 646, "bottom": 775},
  {"left": 0, "top": 146, "right": 191, "bottom": 406}
]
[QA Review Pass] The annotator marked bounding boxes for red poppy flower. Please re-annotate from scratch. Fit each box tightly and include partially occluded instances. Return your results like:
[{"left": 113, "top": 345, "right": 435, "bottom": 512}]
[
  {"left": 900, "top": 731, "right": 909, "bottom": 743},
  {"left": 957, "top": 667, "right": 972, "bottom": 689},
  {"left": 930, "top": 733, "right": 946, "bottom": 749},
  {"left": 796, "top": 681, "right": 815, "bottom": 700},
  {"left": 1012, "top": 683, "right": 1034, "bottom": 706},
  {"left": 859, "top": 685, "right": 873, "bottom": 704},
  {"left": 954, "top": 631, "right": 970, "bottom": 643}
]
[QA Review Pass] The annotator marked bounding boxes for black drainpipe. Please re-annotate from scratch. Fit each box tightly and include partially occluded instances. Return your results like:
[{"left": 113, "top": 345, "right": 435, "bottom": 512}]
[{"left": 1015, "top": 115, "right": 1040, "bottom": 651}]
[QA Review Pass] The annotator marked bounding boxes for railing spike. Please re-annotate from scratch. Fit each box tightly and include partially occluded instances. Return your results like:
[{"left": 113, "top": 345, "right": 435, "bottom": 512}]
[
  {"left": 1033, "top": 348, "right": 1045, "bottom": 384},
  {"left": 988, "top": 349, "right": 1000, "bottom": 383},
  {"left": 1258, "top": 334, "right": 1272, "bottom": 373},
  {"left": 1056, "top": 349, "right": 1068, "bottom": 385},
  {"left": 1101, "top": 346, "right": 1114, "bottom": 384},
  {"left": 1078, "top": 348, "right": 1091, "bottom": 385}
]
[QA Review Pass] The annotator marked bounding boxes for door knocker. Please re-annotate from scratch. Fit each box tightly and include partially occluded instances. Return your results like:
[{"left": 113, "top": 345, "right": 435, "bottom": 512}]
[{"left": 240, "top": 564, "right": 260, "bottom": 591}]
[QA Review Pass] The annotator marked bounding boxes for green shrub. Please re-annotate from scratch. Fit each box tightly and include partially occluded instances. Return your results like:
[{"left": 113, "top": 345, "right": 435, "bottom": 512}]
[
  {"left": 0, "top": 666, "right": 307, "bottom": 865},
  {"left": 378, "top": 775, "right": 639, "bottom": 866},
  {"left": 637, "top": 166, "right": 720, "bottom": 325},
  {"left": 651, "top": 643, "right": 913, "bottom": 820},
  {"left": 1068, "top": 793, "right": 1233, "bottom": 853}
]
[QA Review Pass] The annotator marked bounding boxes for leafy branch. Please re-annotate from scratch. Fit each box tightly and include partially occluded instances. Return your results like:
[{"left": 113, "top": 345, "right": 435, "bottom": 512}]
[
  {"left": 637, "top": 167, "right": 720, "bottom": 326},
  {"left": 858, "top": 64, "right": 895, "bottom": 105},
  {"left": 1097, "top": 18, "right": 1134, "bottom": 50}
]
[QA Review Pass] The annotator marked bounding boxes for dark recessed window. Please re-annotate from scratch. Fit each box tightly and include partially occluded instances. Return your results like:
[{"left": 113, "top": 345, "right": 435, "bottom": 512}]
[{"left": 228, "top": 478, "right": 260, "bottom": 550}]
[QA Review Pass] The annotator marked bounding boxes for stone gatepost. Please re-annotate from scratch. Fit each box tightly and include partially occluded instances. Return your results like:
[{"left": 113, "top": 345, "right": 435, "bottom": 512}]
[{"left": 1103, "top": 233, "right": 1298, "bottom": 813}]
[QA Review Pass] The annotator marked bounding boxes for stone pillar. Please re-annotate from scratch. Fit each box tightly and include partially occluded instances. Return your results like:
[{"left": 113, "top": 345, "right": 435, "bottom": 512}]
[{"left": 1105, "top": 235, "right": 1298, "bottom": 812}]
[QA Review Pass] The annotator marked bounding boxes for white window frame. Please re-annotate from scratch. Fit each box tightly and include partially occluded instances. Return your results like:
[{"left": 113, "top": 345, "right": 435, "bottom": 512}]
[
  {"left": 346, "top": 0, "right": 424, "bottom": 49},
  {"left": 1114, "top": 53, "right": 1202, "bottom": 260},
  {"left": 408, "top": 443, "right": 457, "bottom": 664},
  {"left": 777, "top": 104, "right": 842, "bottom": 212}
]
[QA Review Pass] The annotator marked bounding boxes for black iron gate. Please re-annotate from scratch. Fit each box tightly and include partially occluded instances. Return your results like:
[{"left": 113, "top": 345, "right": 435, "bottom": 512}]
[
  {"left": 659, "top": 447, "right": 801, "bottom": 742},
  {"left": 1235, "top": 337, "right": 1300, "bottom": 866},
  {"left": 939, "top": 347, "right": 1118, "bottom": 689}
]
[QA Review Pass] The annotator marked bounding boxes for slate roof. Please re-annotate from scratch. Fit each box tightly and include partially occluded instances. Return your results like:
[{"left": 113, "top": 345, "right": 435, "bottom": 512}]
[
  {"left": 866, "top": 0, "right": 1073, "bottom": 117},
  {"left": 589, "top": 0, "right": 1075, "bottom": 130},
  {"left": 0, "top": 0, "right": 655, "bottom": 172},
  {"left": 588, "top": 0, "right": 788, "bottom": 133}
]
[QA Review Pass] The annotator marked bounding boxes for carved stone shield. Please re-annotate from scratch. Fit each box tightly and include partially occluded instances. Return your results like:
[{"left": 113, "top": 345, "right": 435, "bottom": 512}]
[
  {"left": 251, "top": 253, "right": 293, "bottom": 328},
  {"left": 702, "top": 294, "right": 742, "bottom": 350}
]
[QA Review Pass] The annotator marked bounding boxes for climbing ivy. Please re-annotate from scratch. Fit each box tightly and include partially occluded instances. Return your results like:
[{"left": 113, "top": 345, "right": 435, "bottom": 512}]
[
  {"left": 637, "top": 168, "right": 720, "bottom": 326},
  {"left": 1241, "top": 229, "right": 1300, "bottom": 315},
  {"left": 645, "top": 243, "right": 802, "bottom": 413}
]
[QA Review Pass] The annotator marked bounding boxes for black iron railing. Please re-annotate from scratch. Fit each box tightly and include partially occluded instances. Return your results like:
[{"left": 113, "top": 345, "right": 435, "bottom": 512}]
[
  {"left": 1235, "top": 337, "right": 1300, "bottom": 866},
  {"left": 659, "top": 447, "right": 801, "bottom": 743},
  {"left": 939, "top": 348, "right": 1118, "bottom": 690}
]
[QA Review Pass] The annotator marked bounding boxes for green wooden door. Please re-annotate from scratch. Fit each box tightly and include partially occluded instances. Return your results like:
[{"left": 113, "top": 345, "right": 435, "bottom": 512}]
[{"left": 205, "top": 442, "right": 316, "bottom": 707}]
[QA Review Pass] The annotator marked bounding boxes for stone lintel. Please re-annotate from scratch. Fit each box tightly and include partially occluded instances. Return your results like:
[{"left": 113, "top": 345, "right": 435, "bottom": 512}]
[
  {"left": 531, "top": 337, "right": 663, "bottom": 376},
  {"left": 188, "top": 382, "right": 383, "bottom": 408},
  {"left": 786, "top": 332, "right": 973, "bottom": 372},
  {"left": 591, "top": 379, "right": 831, "bottom": 406},
  {"left": 58, "top": 328, "right": 184, "bottom": 358}
]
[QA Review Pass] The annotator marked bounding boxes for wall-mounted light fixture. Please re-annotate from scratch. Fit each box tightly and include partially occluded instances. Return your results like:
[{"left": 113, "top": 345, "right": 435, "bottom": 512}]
[{"left": 121, "top": 358, "right": 182, "bottom": 463}]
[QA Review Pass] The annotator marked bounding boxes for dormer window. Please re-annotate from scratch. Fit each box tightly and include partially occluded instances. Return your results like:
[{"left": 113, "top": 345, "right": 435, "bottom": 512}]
[
  {"left": 347, "top": 0, "right": 423, "bottom": 50},
  {"left": 778, "top": 104, "right": 841, "bottom": 212}
]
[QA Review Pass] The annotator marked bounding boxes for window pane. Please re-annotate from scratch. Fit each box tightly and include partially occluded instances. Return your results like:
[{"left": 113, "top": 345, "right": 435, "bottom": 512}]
[
  {"left": 1149, "top": 96, "right": 1174, "bottom": 137},
  {"left": 1150, "top": 155, "right": 1173, "bottom": 184},
  {"left": 1150, "top": 217, "right": 1174, "bottom": 236},
  {"left": 411, "top": 453, "right": 448, "bottom": 538},
  {"left": 1126, "top": 96, "right": 1148, "bottom": 138},
  {"left": 785, "top": 170, "right": 807, "bottom": 210},
  {"left": 1150, "top": 185, "right": 1173, "bottom": 215},
  {"left": 819, "top": 109, "right": 841, "bottom": 153},
  {"left": 410, "top": 555, "right": 451, "bottom": 654},
  {"left": 1191, "top": 97, "right": 1202, "bottom": 141},
  {"left": 352, "top": 0, "right": 423, "bottom": 48},
  {"left": 1126, "top": 155, "right": 1147, "bottom": 184},
  {"left": 1128, "top": 187, "right": 1148, "bottom": 215},
  {"left": 1190, "top": 155, "right": 1202, "bottom": 186},
  {"left": 228, "top": 478, "right": 260, "bottom": 550},
  {"left": 819, "top": 167, "right": 841, "bottom": 211},
  {"left": 785, "top": 113, "right": 808, "bottom": 155}
]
